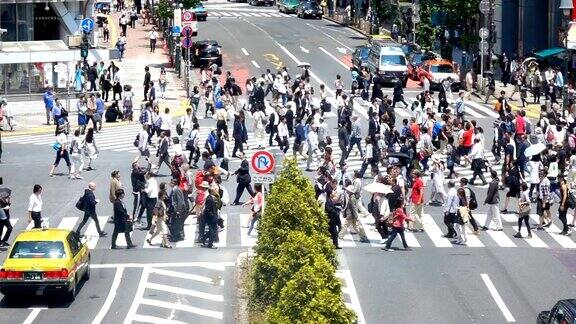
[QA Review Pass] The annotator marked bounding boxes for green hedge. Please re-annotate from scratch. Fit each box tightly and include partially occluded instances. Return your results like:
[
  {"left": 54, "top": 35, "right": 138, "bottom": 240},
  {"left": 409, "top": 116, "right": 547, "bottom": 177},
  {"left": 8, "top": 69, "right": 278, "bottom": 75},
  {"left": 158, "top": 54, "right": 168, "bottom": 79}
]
[{"left": 249, "top": 158, "right": 355, "bottom": 323}]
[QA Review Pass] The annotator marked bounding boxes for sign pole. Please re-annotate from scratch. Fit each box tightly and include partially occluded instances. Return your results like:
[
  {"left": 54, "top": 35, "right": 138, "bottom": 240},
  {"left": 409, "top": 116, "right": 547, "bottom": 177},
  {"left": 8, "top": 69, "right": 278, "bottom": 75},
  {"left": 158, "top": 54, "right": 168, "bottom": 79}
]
[{"left": 186, "top": 44, "right": 190, "bottom": 97}]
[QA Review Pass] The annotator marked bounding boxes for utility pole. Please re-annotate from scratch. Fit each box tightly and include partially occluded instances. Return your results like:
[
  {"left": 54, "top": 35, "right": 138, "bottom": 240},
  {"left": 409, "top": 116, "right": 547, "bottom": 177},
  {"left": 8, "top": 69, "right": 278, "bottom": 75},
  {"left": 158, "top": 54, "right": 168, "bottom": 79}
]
[{"left": 487, "top": 0, "right": 495, "bottom": 71}]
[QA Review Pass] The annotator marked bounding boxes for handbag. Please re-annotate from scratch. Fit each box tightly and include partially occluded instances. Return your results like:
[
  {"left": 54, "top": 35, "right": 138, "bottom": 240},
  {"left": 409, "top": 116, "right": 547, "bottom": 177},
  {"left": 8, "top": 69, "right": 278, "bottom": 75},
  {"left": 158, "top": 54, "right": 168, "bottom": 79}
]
[
  {"left": 125, "top": 220, "right": 134, "bottom": 232},
  {"left": 518, "top": 201, "right": 531, "bottom": 215},
  {"left": 458, "top": 206, "right": 470, "bottom": 223},
  {"left": 52, "top": 142, "right": 62, "bottom": 151}
]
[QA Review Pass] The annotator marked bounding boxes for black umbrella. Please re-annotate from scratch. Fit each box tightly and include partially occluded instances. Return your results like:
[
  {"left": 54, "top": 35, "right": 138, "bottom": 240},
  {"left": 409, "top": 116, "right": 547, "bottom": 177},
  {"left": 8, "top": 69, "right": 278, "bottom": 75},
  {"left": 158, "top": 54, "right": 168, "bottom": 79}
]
[
  {"left": 386, "top": 152, "right": 410, "bottom": 160},
  {"left": 0, "top": 188, "right": 12, "bottom": 199}
]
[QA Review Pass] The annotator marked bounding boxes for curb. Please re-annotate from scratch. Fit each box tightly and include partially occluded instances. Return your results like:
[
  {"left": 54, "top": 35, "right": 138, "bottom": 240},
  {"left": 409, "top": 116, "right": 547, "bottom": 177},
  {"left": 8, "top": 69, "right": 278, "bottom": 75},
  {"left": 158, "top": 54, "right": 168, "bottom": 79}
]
[
  {"left": 322, "top": 16, "right": 369, "bottom": 37},
  {"left": 235, "top": 250, "right": 253, "bottom": 324}
]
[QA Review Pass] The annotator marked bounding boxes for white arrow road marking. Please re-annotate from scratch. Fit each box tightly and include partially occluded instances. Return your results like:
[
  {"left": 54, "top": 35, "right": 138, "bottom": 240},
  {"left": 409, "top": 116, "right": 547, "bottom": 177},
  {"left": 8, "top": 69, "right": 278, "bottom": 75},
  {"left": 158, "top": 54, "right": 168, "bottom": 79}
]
[
  {"left": 300, "top": 46, "right": 309, "bottom": 53},
  {"left": 337, "top": 47, "right": 347, "bottom": 54},
  {"left": 241, "top": 48, "right": 249, "bottom": 56}
]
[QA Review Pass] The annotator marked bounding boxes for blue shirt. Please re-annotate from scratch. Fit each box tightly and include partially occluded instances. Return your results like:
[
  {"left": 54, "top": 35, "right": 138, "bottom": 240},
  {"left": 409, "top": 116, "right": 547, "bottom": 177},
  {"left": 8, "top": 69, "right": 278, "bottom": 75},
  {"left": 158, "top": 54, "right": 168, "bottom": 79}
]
[
  {"left": 95, "top": 98, "right": 105, "bottom": 114},
  {"left": 43, "top": 91, "right": 54, "bottom": 109}
]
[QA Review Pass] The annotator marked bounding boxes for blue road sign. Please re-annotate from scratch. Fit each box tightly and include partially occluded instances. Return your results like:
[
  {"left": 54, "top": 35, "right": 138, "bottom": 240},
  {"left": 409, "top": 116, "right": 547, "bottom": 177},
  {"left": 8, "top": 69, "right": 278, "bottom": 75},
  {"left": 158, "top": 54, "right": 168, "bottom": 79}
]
[
  {"left": 181, "top": 37, "right": 192, "bottom": 49},
  {"left": 171, "top": 26, "right": 181, "bottom": 34},
  {"left": 81, "top": 18, "right": 95, "bottom": 33}
]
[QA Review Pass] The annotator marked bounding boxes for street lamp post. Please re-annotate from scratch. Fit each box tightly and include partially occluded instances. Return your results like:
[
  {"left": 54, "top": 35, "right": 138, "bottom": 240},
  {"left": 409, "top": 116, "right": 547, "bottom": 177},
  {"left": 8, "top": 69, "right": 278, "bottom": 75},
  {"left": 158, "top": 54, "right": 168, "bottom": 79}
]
[{"left": 560, "top": 0, "right": 573, "bottom": 119}]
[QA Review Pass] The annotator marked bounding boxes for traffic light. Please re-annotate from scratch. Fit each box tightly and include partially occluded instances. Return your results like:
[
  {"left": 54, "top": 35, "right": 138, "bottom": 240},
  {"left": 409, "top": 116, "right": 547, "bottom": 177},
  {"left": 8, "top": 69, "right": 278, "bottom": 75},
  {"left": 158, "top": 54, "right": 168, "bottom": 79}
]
[{"left": 80, "top": 35, "right": 89, "bottom": 59}]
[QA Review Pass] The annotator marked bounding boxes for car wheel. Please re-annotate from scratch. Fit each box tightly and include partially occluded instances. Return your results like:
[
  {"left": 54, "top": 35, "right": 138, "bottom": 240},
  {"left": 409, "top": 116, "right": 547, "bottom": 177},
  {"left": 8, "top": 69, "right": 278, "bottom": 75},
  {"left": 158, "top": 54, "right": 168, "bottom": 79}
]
[
  {"left": 84, "top": 257, "right": 91, "bottom": 280},
  {"left": 67, "top": 276, "right": 77, "bottom": 301}
]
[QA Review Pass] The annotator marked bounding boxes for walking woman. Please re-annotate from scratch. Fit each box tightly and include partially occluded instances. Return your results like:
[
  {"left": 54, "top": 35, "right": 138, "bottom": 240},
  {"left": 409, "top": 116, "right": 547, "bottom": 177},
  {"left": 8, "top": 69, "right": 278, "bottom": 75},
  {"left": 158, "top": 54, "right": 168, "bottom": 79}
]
[
  {"left": 158, "top": 67, "right": 167, "bottom": 99},
  {"left": 0, "top": 191, "right": 12, "bottom": 246},
  {"left": 558, "top": 177, "right": 573, "bottom": 235},
  {"left": 70, "top": 129, "right": 85, "bottom": 179},
  {"left": 122, "top": 84, "right": 134, "bottom": 122},
  {"left": 27, "top": 184, "right": 43, "bottom": 229},
  {"left": 49, "top": 125, "right": 72, "bottom": 178},
  {"left": 514, "top": 182, "right": 532, "bottom": 238},
  {"left": 454, "top": 188, "right": 470, "bottom": 245},
  {"left": 242, "top": 183, "right": 263, "bottom": 236},
  {"left": 146, "top": 191, "right": 172, "bottom": 248},
  {"left": 382, "top": 200, "right": 413, "bottom": 251},
  {"left": 111, "top": 189, "right": 136, "bottom": 249},
  {"left": 84, "top": 127, "right": 99, "bottom": 171}
]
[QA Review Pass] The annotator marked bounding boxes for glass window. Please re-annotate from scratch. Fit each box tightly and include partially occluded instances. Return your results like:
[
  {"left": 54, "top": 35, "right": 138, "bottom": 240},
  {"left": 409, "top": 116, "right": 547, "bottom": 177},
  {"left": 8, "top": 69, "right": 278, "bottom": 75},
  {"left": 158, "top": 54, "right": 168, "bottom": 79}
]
[
  {"left": 4, "top": 63, "right": 31, "bottom": 95},
  {"left": 67, "top": 234, "right": 80, "bottom": 256},
  {"left": 0, "top": 4, "right": 33, "bottom": 42},
  {"left": 381, "top": 55, "right": 406, "bottom": 66},
  {"left": 431, "top": 64, "right": 455, "bottom": 73},
  {"left": 9, "top": 241, "right": 66, "bottom": 259},
  {"left": 0, "top": 4, "right": 17, "bottom": 42}
]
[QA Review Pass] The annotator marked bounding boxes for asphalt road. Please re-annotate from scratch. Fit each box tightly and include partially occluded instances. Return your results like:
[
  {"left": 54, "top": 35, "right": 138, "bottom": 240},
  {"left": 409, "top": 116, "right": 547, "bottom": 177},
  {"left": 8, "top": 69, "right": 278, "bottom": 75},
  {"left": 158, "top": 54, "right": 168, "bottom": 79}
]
[{"left": 0, "top": 2, "right": 575, "bottom": 323}]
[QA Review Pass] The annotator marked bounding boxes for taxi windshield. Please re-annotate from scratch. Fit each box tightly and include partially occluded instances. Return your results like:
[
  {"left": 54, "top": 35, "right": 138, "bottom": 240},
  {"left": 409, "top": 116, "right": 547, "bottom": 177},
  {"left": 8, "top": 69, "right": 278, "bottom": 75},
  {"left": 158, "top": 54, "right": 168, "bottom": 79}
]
[
  {"left": 10, "top": 241, "right": 66, "bottom": 259},
  {"left": 431, "top": 64, "right": 454, "bottom": 73}
]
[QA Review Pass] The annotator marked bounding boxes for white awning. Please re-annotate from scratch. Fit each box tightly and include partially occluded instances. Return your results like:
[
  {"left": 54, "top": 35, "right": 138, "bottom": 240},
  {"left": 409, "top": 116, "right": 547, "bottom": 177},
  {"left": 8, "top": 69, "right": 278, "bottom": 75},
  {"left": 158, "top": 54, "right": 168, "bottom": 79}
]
[
  {"left": 567, "top": 22, "right": 576, "bottom": 50},
  {"left": 0, "top": 40, "right": 113, "bottom": 64}
]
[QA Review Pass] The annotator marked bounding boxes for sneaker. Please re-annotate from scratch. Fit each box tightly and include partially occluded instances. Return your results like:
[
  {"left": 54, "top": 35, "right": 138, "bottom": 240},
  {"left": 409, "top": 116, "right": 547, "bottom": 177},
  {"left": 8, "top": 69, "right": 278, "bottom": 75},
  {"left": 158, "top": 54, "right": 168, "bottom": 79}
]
[
  {"left": 495, "top": 228, "right": 503, "bottom": 231},
  {"left": 544, "top": 222, "right": 552, "bottom": 228},
  {"left": 513, "top": 232, "right": 522, "bottom": 238},
  {"left": 379, "top": 239, "right": 388, "bottom": 244},
  {"left": 99, "top": 232, "right": 107, "bottom": 237},
  {"left": 481, "top": 226, "right": 489, "bottom": 231},
  {"left": 526, "top": 234, "right": 532, "bottom": 238},
  {"left": 381, "top": 247, "right": 393, "bottom": 251},
  {"left": 566, "top": 229, "right": 572, "bottom": 236},
  {"left": 500, "top": 209, "right": 508, "bottom": 214}
]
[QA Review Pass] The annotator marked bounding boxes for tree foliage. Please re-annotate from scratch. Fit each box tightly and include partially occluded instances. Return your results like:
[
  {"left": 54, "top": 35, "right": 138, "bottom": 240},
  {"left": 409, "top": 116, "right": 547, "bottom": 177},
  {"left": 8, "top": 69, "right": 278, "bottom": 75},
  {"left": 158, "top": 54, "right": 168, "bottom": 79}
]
[
  {"left": 249, "top": 158, "right": 354, "bottom": 323},
  {"left": 155, "top": 0, "right": 174, "bottom": 19}
]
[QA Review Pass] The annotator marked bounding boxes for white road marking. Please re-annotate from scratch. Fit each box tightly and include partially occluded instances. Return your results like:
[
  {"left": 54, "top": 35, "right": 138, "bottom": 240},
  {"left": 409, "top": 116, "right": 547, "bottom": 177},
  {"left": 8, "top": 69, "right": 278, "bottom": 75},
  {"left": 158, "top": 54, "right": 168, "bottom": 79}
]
[
  {"left": 23, "top": 308, "right": 45, "bottom": 324},
  {"left": 90, "top": 261, "right": 235, "bottom": 269},
  {"left": 251, "top": 60, "right": 260, "bottom": 68},
  {"left": 175, "top": 216, "right": 197, "bottom": 248},
  {"left": 123, "top": 267, "right": 150, "bottom": 324},
  {"left": 421, "top": 214, "right": 452, "bottom": 247},
  {"left": 240, "top": 213, "right": 258, "bottom": 247},
  {"left": 336, "top": 270, "right": 366, "bottom": 324},
  {"left": 305, "top": 23, "right": 353, "bottom": 51},
  {"left": 9, "top": 218, "right": 17, "bottom": 227},
  {"left": 132, "top": 314, "right": 187, "bottom": 324},
  {"left": 140, "top": 298, "right": 223, "bottom": 320},
  {"left": 58, "top": 216, "right": 78, "bottom": 230},
  {"left": 85, "top": 216, "right": 109, "bottom": 250},
  {"left": 466, "top": 100, "right": 500, "bottom": 117},
  {"left": 259, "top": 13, "right": 271, "bottom": 17},
  {"left": 481, "top": 273, "right": 516, "bottom": 322},
  {"left": 512, "top": 226, "right": 548, "bottom": 248},
  {"left": 92, "top": 266, "right": 124, "bottom": 324},
  {"left": 318, "top": 46, "right": 348, "bottom": 69},
  {"left": 394, "top": 107, "right": 411, "bottom": 117},
  {"left": 529, "top": 214, "right": 576, "bottom": 248},
  {"left": 300, "top": 46, "right": 309, "bottom": 53},
  {"left": 149, "top": 267, "right": 225, "bottom": 285},
  {"left": 463, "top": 225, "right": 485, "bottom": 247},
  {"left": 473, "top": 214, "right": 516, "bottom": 247},
  {"left": 216, "top": 214, "right": 228, "bottom": 247},
  {"left": 241, "top": 48, "right": 249, "bottom": 56},
  {"left": 146, "top": 282, "right": 224, "bottom": 301},
  {"left": 219, "top": 12, "right": 232, "bottom": 16}
]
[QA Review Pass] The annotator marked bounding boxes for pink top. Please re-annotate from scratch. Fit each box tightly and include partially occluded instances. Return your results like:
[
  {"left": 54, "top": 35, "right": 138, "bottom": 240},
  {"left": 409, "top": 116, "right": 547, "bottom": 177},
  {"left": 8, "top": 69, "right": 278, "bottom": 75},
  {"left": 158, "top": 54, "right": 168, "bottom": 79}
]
[{"left": 391, "top": 208, "right": 413, "bottom": 228}]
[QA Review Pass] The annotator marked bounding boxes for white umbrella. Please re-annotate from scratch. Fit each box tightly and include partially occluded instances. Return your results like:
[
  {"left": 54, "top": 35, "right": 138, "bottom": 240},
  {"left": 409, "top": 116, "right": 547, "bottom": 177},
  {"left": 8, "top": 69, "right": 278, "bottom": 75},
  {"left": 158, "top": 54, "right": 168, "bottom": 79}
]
[
  {"left": 363, "top": 182, "right": 393, "bottom": 194},
  {"left": 524, "top": 142, "right": 546, "bottom": 157},
  {"left": 298, "top": 62, "right": 311, "bottom": 68},
  {"left": 522, "top": 57, "right": 537, "bottom": 65}
]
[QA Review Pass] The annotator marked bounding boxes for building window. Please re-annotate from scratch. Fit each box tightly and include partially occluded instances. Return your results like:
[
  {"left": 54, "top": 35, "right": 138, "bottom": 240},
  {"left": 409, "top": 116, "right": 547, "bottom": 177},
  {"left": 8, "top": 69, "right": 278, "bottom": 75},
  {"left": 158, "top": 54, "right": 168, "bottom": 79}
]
[{"left": 0, "top": 3, "right": 34, "bottom": 42}]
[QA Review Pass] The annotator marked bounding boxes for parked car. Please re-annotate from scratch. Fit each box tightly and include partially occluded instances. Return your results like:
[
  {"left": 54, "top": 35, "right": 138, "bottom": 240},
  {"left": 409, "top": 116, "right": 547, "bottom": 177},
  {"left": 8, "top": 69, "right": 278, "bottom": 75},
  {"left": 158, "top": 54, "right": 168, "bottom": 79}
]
[
  {"left": 277, "top": 0, "right": 299, "bottom": 13},
  {"left": 0, "top": 229, "right": 90, "bottom": 301},
  {"left": 538, "top": 299, "right": 576, "bottom": 324},
  {"left": 352, "top": 46, "right": 370, "bottom": 69},
  {"left": 296, "top": 1, "right": 322, "bottom": 19},
  {"left": 193, "top": 3, "right": 207, "bottom": 21},
  {"left": 249, "top": 0, "right": 274, "bottom": 6},
  {"left": 417, "top": 58, "right": 461, "bottom": 90},
  {"left": 190, "top": 40, "right": 223, "bottom": 68}
]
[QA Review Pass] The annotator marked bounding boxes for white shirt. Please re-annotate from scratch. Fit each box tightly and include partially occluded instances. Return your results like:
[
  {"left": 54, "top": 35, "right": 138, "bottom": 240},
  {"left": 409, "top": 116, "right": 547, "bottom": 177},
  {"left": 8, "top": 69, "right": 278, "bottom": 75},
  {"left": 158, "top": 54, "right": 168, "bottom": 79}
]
[
  {"left": 138, "top": 129, "right": 149, "bottom": 150},
  {"left": 468, "top": 142, "right": 484, "bottom": 160},
  {"left": 56, "top": 132, "right": 68, "bottom": 146},
  {"left": 157, "top": 113, "right": 172, "bottom": 131},
  {"left": 28, "top": 194, "right": 42, "bottom": 212},
  {"left": 187, "top": 129, "right": 199, "bottom": 147},
  {"left": 444, "top": 187, "right": 458, "bottom": 213},
  {"left": 307, "top": 130, "right": 319, "bottom": 149},
  {"left": 277, "top": 122, "right": 289, "bottom": 137},
  {"left": 144, "top": 177, "right": 159, "bottom": 198},
  {"left": 180, "top": 114, "right": 194, "bottom": 130},
  {"left": 253, "top": 111, "right": 265, "bottom": 130},
  {"left": 148, "top": 30, "right": 157, "bottom": 40}
]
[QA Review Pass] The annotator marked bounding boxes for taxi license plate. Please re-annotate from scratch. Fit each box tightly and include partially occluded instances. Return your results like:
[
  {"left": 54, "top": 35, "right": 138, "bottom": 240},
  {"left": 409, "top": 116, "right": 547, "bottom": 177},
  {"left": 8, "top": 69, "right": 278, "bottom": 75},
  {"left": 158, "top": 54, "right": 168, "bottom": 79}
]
[{"left": 24, "top": 272, "right": 42, "bottom": 280}]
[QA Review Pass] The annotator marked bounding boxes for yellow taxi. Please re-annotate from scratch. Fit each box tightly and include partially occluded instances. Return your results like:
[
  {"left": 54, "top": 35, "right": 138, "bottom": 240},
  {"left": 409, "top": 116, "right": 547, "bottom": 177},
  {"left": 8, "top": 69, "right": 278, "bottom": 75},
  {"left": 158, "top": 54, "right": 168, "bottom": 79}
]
[{"left": 0, "top": 228, "right": 90, "bottom": 301}]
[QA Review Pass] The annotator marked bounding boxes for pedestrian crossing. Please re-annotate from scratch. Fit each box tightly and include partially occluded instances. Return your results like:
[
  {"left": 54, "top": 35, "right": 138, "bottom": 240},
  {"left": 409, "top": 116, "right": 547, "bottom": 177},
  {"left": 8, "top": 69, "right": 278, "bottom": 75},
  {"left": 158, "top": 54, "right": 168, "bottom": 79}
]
[
  {"left": 208, "top": 10, "right": 292, "bottom": 18},
  {"left": 6, "top": 212, "right": 575, "bottom": 250},
  {"left": 388, "top": 97, "right": 500, "bottom": 119}
]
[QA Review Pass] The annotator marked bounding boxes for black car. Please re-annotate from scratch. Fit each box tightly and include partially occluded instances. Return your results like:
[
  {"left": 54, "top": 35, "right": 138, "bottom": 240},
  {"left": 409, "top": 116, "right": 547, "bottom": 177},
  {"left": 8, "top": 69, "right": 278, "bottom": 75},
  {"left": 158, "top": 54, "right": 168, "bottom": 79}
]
[
  {"left": 538, "top": 299, "right": 576, "bottom": 324},
  {"left": 352, "top": 46, "right": 370, "bottom": 69},
  {"left": 189, "top": 40, "right": 223, "bottom": 68},
  {"left": 297, "top": 1, "right": 322, "bottom": 19},
  {"left": 249, "top": 0, "right": 274, "bottom": 6}
]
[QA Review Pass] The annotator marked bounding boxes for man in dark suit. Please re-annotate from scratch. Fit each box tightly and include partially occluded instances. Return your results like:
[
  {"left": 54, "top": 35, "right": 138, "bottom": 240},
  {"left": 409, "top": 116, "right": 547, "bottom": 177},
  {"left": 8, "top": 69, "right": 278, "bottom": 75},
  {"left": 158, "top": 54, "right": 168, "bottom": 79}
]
[
  {"left": 155, "top": 132, "right": 170, "bottom": 174},
  {"left": 75, "top": 182, "right": 107, "bottom": 237},
  {"left": 168, "top": 178, "right": 189, "bottom": 242},
  {"left": 368, "top": 111, "right": 380, "bottom": 141},
  {"left": 232, "top": 152, "right": 255, "bottom": 205},
  {"left": 143, "top": 66, "right": 151, "bottom": 101},
  {"left": 202, "top": 187, "right": 219, "bottom": 248},
  {"left": 111, "top": 189, "right": 136, "bottom": 249}
]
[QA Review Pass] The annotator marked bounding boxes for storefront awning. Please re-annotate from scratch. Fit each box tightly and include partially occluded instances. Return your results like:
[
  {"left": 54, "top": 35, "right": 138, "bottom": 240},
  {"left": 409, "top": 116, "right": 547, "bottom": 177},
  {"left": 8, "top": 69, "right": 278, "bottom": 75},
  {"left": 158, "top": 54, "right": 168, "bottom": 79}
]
[
  {"left": 0, "top": 40, "right": 113, "bottom": 64},
  {"left": 534, "top": 47, "right": 567, "bottom": 59},
  {"left": 568, "top": 22, "right": 576, "bottom": 50}
]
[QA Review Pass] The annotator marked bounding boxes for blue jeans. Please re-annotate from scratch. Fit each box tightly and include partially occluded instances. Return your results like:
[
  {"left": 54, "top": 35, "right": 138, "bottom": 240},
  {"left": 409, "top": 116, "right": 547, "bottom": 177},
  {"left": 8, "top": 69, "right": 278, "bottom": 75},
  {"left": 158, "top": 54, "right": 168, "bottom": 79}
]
[
  {"left": 385, "top": 226, "right": 408, "bottom": 249},
  {"left": 247, "top": 213, "right": 259, "bottom": 236}
]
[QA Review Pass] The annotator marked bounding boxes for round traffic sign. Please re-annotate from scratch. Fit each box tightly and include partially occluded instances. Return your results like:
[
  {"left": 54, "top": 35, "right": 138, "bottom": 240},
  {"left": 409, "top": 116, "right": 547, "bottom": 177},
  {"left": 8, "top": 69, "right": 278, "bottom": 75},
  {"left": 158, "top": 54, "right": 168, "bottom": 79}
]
[
  {"left": 182, "top": 10, "right": 193, "bottom": 22},
  {"left": 479, "top": 27, "right": 489, "bottom": 39},
  {"left": 181, "top": 37, "right": 192, "bottom": 49},
  {"left": 181, "top": 26, "right": 193, "bottom": 38},
  {"left": 251, "top": 150, "right": 275, "bottom": 174},
  {"left": 479, "top": 0, "right": 491, "bottom": 14}
]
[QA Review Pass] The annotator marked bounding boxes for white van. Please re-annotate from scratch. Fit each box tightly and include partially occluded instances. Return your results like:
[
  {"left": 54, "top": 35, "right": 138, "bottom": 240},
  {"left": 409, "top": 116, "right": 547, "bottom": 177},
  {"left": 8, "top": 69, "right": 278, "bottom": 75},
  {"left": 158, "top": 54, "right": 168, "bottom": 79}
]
[{"left": 366, "top": 41, "right": 409, "bottom": 86}]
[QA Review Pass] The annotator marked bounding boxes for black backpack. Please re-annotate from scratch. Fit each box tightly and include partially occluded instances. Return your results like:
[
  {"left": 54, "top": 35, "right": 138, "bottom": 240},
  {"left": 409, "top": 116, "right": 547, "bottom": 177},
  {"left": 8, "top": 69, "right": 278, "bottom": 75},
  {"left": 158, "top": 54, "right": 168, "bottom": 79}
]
[
  {"left": 75, "top": 195, "right": 85, "bottom": 211},
  {"left": 133, "top": 134, "right": 139, "bottom": 147},
  {"left": 467, "top": 187, "right": 478, "bottom": 210}
]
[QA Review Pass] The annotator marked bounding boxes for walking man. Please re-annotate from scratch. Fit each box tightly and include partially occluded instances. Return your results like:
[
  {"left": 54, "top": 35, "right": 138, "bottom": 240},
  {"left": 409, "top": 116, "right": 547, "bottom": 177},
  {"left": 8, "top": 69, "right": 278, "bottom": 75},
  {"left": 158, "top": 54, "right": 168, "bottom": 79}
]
[
  {"left": 148, "top": 27, "right": 158, "bottom": 53},
  {"left": 75, "top": 182, "right": 107, "bottom": 237},
  {"left": 232, "top": 152, "right": 255, "bottom": 205},
  {"left": 143, "top": 66, "right": 151, "bottom": 101},
  {"left": 482, "top": 170, "right": 503, "bottom": 231}
]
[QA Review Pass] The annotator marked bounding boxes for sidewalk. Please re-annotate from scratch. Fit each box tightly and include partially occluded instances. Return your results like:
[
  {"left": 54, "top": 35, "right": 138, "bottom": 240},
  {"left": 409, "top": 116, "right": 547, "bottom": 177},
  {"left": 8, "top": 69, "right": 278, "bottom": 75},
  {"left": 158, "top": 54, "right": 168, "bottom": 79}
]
[{"left": 2, "top": 11, "right": 188, "bottom": 136}]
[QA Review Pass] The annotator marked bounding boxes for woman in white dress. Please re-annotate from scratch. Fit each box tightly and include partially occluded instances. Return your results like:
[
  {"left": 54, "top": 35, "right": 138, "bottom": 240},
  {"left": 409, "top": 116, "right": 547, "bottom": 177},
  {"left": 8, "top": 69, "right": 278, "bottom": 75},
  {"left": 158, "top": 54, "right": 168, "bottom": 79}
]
[
  {"left": 428, "top": 157, "right": 447, "bottom": 205},
  {"left": 84, "top": 127, "right": 99, "bottom": 171},
  {"left": 69, "top": 129, "right": 85, "bottom": 179}
]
